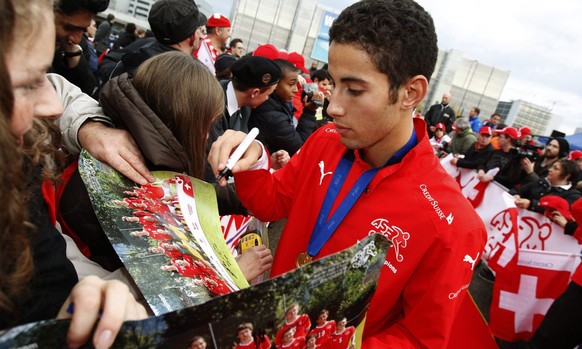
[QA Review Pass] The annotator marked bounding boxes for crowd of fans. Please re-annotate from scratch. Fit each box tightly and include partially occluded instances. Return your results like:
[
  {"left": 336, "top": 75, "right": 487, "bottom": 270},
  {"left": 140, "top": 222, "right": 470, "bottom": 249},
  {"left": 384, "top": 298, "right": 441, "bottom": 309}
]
[
  {"left": 425, "top": 92, "right": 581, "bottom": 226},
  {"left": 425, "top": 94, "right": 582, "bottom": 349}
]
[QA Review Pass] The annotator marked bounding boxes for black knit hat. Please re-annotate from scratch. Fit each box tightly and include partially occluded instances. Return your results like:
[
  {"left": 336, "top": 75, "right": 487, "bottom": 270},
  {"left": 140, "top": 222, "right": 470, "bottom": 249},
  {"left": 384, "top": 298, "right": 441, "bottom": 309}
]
[
  {"left": 148, "top": 0, "right": 206, "bottom": 45},
  {"left": 215, "top": 53, "right": 237, "bottom": 73},
  {"left": 231, "top": 56, "right": 281, "bottom": 88},
  {"left": 549, "top": 137, "right": 570, "bottom": 158}
]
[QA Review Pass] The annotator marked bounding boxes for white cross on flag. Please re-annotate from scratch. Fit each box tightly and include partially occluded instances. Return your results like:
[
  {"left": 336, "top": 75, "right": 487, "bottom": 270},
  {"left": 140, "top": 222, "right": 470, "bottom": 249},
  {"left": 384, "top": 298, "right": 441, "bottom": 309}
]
[{"left": 489, "top": 249, "right": 577, "bottom": 341}]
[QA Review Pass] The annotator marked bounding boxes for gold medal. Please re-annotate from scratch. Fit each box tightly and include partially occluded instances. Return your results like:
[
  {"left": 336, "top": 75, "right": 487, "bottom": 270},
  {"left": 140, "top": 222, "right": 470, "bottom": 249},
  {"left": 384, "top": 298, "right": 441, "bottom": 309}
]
[{"left": 296, "top": 252, "right": 313, "bottom": 267}]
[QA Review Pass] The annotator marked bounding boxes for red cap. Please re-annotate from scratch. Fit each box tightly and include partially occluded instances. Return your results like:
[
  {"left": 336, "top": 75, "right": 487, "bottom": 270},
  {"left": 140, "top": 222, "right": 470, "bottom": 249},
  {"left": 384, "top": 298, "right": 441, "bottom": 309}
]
[
  {"left": 539, "top": 196, "right": 573, "bottom": 221},
  {"left": 571, "top": 199, "right": 582, "bottom": 243},
  {"left": 567, "top": 150, "right": 582, "bottom": 161},
  {"left": 206, "top": 13, "right": 231, "bottom": 28},
  {"left": 288, "top": 52, "right": 309, "bottom": 74},
  {"left": 479, "top": 126, "right": 492, "bottom": 135},
  {"left": 253, "top": 44, "right": 281, "bottom": 60},
  {"left": 519, "top": 126, "right": 531, "bottom": 138},
  {"left": 497, "top": 127, "right": 519, "bottom": 140},
  {"left": 278, "top": 50, "right": 289, "bottom": 61},
  {"left": 435, "top": 123, "right": 446, "bottom": 130}
]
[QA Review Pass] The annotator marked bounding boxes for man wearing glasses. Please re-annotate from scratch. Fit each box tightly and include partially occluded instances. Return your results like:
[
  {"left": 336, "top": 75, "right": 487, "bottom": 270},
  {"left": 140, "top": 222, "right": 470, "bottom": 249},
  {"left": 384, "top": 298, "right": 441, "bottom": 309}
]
[{"left": 229, "top": 38, "right": 245, "bottom": 59}]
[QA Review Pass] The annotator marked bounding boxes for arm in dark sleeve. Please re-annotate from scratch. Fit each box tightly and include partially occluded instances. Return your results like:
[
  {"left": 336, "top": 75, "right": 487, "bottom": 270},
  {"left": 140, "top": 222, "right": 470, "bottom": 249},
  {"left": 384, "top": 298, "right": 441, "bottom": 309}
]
[
  {"left": 52, "top": 50, "right": 97, "bottom": 95},
  {"left": 477, "top": 150, "right": 495, "bottom": 172},
  {"left": 457, "top": 146, "right": 491, "bottom": 170},
  {"left": 529, "top": 198, "right": 543, "bottom": 213},
  {"left": 443, "top": 114, "right": 454, "bottom": 134},
  {"left": 214, "top": 183, "right": 248, "bottom": 216},
  {"left": 295, "top": 108, "right": 317, "bottom": 143},
  {"left": 423, "top": 104, "right": 436, "bottom": 125},
  {"left": 253, "top": 109, "right": 313, "bottom": 156},
  {"left": 518, "top": 181, "right": 545, "bottom": 213},
  {"left": 456, "top": 147, "right": 478, "bottom": 169},
  {"left": 564, "top": 221, "right": 578, "bottom": 236},
  {"left": 513, "top": 180, "right": 534, "bottom": 198}
]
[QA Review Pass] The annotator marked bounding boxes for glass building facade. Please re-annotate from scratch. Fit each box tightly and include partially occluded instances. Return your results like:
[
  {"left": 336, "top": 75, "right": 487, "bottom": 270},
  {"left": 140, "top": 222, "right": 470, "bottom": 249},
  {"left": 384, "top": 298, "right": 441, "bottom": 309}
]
[
  {"left": 495, "top": 100, "right": 554, "bottom": 136},
  {"left": 421, "top": 49, "right": 510, "bottom": 120}
]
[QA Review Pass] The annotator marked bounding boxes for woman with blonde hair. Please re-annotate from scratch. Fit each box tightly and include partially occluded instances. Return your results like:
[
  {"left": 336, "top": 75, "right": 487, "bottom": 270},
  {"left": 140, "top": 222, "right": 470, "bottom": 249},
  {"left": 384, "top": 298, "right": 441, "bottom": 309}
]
[{"left": 0, "top": 0, "right": 147, "bottom": 347}]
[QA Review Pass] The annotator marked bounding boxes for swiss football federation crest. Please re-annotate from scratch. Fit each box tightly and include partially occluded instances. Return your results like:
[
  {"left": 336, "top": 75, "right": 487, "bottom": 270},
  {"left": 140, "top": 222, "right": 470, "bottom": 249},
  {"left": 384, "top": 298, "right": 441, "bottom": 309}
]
[{"left": 368, "top": 218, "right": 409, "bottom": 263}]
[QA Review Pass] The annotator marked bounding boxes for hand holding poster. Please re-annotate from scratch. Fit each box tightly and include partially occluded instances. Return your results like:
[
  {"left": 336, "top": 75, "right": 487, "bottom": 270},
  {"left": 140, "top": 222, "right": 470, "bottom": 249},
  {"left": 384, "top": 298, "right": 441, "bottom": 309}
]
[
  {"left": 78, "top": 150, "right": 247, "bottom": 314},
  {"left": 0, "top": 234, "right": 390, "bottom": 349}
]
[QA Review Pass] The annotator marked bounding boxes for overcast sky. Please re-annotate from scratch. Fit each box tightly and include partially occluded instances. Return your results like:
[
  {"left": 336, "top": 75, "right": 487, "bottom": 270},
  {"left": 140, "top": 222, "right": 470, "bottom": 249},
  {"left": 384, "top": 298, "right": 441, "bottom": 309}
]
[{"left": 214, "top": 0, "right": 582, "bottom": 135}]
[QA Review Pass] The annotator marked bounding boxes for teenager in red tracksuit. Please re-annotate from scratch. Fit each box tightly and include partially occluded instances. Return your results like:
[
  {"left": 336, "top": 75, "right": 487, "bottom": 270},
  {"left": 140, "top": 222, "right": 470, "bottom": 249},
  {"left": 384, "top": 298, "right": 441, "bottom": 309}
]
[
  {"left": 325, "top": 318, "right": 355, "bottom": 349},
  {"left": 279, "top": 327, "right": 306, "bottom": 349},
  {"left": 209, "top": 1, "right": 487, "bottom": 347},
  {"left": 308, "top": 310, "right": 336, "bottom": 346},
  {"left": 275, "top": 303, "right": 311, "bottom": 347},
  {"left": 234, "top": 322, "right": 271, "bottom": 349},
  {"left": 304, "top": 335, "right": 321, "bottom": 349}
]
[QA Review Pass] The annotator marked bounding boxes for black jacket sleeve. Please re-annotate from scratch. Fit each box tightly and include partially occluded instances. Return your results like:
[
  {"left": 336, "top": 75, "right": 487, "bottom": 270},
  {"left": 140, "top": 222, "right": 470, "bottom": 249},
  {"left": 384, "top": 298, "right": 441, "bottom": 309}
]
[
  {"left": 252, "top": 107, "right": 316, "bottom": 156},
  {"left": 52, "top": 47, "right": 97, "bottom": 95}
]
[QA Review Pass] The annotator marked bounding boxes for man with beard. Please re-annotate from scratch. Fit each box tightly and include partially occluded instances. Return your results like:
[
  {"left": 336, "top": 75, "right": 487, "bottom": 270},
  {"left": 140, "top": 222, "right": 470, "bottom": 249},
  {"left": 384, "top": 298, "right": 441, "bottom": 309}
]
[{"left": 521, "top": 136, "right": 570, "bottom": 184}]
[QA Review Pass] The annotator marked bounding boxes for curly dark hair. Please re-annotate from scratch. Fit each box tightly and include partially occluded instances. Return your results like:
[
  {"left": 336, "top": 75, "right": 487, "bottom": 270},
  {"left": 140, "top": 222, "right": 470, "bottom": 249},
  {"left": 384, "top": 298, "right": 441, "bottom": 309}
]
[
  {"left": 329, "top": 0, "right": 438, "bottom": 104},
  {"left": 54, "top": 0, "right": 109, "bottom": 15}
]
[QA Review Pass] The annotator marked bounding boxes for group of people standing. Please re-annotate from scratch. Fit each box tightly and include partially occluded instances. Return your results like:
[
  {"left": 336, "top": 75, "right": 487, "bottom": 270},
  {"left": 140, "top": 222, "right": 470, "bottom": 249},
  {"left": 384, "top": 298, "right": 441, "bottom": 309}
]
[{"left": 187, "top": 306, "right": 356, "bottom": 349}]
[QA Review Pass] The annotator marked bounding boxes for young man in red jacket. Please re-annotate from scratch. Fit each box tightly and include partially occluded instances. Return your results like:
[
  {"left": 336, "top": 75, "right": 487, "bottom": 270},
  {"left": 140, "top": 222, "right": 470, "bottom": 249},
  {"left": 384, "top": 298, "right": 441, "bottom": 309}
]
[{"left": 209, "top": 0, "right": 487, "bottom": 347}]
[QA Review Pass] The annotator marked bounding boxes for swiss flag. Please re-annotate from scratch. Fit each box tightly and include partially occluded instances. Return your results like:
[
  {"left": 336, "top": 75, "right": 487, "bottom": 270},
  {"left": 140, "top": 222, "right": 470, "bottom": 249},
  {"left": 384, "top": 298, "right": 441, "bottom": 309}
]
[
  {"left": 489, "top": 249, "right": 577, "bottom": 341},
  {"left": 175, "top": 175, "right": 194, "bottom": 198},
  {"left": 453, "top": 170, "right": 494, "bottom": 209},
  {"left": 195, "top": 40, "right": 216, "bottom": 75}
]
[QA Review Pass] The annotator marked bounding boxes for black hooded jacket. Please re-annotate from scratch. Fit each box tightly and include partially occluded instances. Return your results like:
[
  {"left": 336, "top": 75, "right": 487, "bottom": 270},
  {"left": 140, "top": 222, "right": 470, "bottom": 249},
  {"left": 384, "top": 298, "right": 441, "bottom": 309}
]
[{"left": 249, "top": 93, "right": 316, "bottom": 156}]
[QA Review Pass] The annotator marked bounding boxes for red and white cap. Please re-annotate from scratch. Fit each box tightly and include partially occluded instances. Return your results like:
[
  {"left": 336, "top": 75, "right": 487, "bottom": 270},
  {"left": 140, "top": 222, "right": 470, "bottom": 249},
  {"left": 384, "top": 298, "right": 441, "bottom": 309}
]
[
  {"left": 479, "top": 126, "right": 492, "bottom": 135},
  {"left": 518, "top": 126, "right": 532, "bottom": 138},
  {"left": 206, "top": 13, "right": 231, "bottom": 28},
  {"left": 253, "top": 44, "right": 286, "bottom": 60}
]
